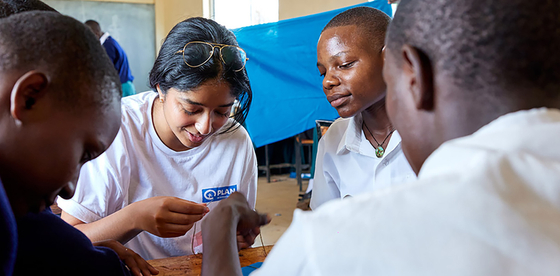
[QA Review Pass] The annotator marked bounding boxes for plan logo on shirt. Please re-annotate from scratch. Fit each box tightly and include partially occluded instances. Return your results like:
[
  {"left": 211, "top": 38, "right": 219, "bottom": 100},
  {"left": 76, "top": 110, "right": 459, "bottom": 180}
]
[{"left": 202, "top": 185, "right": 237, "bottom": 203}]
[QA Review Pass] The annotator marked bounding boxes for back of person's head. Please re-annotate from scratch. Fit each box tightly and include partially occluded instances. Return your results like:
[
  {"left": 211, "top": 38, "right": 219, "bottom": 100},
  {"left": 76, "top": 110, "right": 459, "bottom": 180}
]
[
  {"left": 384, "top": 0, "right": 560, "bottom": 174},
  {"left": 0, "top": 0, "right": 55, "bottom": 18},
  {"left": 84, "top": 19, "right": 102, "bottom": 37},
  {"left": 387, "top": 0, "right": 560, "bottom": 100},
  {"left": 323, "top": 6, "right": 390, "bottom": 52},
  {"left": 0, "top": 11, "right": 122, "bottom": 215},
  {"left": 0, "top": 11, "right": 120, "bottom": 109},
  {"left": 149, "top": 17, "right": 252, "bottom": 130}
]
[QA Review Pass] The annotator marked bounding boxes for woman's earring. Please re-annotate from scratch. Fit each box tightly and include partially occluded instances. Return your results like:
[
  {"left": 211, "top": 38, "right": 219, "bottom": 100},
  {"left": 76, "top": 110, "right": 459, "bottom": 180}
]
[{"left": 160, "top": 98, "right": 164, "bottom": 103}]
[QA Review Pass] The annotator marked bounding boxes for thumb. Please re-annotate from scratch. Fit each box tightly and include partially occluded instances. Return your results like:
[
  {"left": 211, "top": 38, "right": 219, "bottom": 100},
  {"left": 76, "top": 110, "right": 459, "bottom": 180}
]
[{"left": 258, "top": 213, "right": 271, "bottom": 226}]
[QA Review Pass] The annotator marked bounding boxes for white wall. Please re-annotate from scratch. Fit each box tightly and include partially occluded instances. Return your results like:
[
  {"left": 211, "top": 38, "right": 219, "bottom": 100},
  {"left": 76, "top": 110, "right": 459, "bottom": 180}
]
[
  {"left": 45, "top": 0, "right": 156, "bottom": 92},
  {"left": 279, "top": 0, "right": 364, "bottom": 20}
]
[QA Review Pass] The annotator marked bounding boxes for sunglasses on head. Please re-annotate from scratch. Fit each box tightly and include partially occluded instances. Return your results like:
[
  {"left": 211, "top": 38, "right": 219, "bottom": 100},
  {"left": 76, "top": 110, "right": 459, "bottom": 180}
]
[{"left": 176, "top": 41, "right": 249, "bottom": 72}]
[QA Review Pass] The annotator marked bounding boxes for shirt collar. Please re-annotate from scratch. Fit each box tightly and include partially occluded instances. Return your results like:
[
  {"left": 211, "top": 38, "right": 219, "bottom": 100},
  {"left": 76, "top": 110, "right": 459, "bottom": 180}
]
[
  {"left": 100, "top": 32, "right": 110, "bottom": 45},
  {"left": 336, "top": 113, "right": 403, "bottom": 159},
  {"left": 336, "top": 114, "right": 362, "bottom": 155},
  {"left": 419, "top": 107, "right": 560, "bottom": 179}
]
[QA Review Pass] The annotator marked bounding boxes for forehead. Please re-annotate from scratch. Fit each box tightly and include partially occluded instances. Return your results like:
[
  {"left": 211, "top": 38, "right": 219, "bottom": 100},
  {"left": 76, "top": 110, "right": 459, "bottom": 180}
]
[
  {"left": 318, "top": 25, "right": 370, "bottom": 56},
  {"left": 172, "top": 80, "right": 235, "bottom": 105}
]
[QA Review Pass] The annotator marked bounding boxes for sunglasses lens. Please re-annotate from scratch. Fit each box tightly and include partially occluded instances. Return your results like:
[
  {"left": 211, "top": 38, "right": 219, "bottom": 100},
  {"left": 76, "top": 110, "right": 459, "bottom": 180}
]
[
  {"left": 221, "top": 46, "right": 247, "bottom": 71},
  {"left": 183, "top": 42, "right": 213, "bottom": 67}
]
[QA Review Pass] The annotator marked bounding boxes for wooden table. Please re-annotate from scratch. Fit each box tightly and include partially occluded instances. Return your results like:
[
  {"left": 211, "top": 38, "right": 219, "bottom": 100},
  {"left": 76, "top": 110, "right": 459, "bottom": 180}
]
[{"left": 147, "top": 246, "right": 272, "bottom": 276}]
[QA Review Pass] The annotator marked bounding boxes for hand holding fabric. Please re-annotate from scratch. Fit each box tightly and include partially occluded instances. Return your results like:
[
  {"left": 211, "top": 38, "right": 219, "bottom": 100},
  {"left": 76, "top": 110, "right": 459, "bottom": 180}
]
[{"left": 131, "top": 196, "right": 209, "bottom": 238}]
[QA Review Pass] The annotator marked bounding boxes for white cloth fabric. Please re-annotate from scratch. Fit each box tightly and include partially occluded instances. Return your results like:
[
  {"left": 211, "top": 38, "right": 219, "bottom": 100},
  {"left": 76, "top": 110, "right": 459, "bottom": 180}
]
[
  {"left": 310, "top": 113, "right": 416, "bottom": 209},
  {"left": 99, "top": 32, "right": 110, "bottom": 45},
  {"left": 58, "top": 91, "right": 257, "bottom": 260},
  {"left": 254, "top": 108, "right": 560, "bottom": 276}
]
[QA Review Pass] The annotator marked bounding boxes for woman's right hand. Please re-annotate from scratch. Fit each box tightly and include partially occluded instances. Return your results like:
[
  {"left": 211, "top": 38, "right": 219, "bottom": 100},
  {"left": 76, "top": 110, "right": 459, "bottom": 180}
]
[{"left": 130, "top": 196, "right": 209, "bottom": 238}]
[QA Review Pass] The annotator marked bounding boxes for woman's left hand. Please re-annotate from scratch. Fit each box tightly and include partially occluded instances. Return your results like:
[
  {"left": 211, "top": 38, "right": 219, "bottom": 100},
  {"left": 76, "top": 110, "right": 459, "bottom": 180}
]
[{"left": 94, "top": 239, "right": 160, "bottom": 276}]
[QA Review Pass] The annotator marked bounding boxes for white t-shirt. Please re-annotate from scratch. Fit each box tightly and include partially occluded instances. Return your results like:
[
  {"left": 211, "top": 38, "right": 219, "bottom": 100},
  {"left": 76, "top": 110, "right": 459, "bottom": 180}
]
[
  {"left": 254, "top": 108, "right": 560, "bottom": 276},
  {"left": 58, "top": 91, "right": 257, "bottom": 260},
  {"left": 310, "top": 113, "right": 416, "bottom": 209}
]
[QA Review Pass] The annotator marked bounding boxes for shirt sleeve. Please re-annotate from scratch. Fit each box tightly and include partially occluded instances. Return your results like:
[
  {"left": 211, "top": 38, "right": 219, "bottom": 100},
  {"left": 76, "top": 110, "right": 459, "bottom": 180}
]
[
  {"left": 251, "top": 210, "right": 311, "bottom": 276},
  {"left": 15, "top": 210, "right": 131, "bottom": 276},
  {"left": 58, "top": 129, "right": 130, "bottom": 223},
  {"left": 103, "top": 39, "right": 119, "bottom": 65},
  {"left": 310, "top": 137, "right": 341, "bottom": 210}
]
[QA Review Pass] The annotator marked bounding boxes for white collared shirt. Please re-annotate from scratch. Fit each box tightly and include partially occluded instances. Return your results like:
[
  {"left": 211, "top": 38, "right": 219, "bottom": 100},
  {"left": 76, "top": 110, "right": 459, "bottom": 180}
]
[
  {"left": 254, "top": 108, "right": 560, "bottom": 276},
  {"left": 310, "top": 113, "right": 415, "bottom": 209},
  {"left": 99, "top": 32, "right": 110, "bottom": 45}
]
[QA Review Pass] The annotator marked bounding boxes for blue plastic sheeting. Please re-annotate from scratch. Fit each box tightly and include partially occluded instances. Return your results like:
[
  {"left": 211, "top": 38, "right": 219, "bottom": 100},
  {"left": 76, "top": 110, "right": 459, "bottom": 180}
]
[{"left": 232, "top": 1, "right": 392, "bottom": 148}]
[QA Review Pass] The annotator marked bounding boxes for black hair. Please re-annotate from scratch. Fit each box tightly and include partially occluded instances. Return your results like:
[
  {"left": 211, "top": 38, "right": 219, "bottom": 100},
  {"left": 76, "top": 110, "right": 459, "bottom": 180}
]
[
  {"left": 0, "top": 11, "right": 121, "bottom": 109},
  {"left": 322, "top": 6, "right": 391, "bottom": 52},
  {"left": 0, "top": 0, "right": 55, "bottom": 18},
  {"left": 149, "top": 17, "right": 252, "bottom": 133},
  {"left": 387, "top": 0, "right": 560, "bottom": 99},
  {"left": 84, "top": 19, "right": 102, "bottom": 36}
]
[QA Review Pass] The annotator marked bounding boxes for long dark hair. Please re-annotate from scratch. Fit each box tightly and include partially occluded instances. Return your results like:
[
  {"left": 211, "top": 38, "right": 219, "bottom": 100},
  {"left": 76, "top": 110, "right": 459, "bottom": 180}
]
[{"left": 149, "top": 17, "right": 252, "bottom": 133}]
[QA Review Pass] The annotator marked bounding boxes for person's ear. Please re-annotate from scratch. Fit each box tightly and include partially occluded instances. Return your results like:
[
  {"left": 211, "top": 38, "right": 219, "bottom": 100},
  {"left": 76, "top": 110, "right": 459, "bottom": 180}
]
[
  {"left": 156, "top": 84, "right": 165, "bottom": 103},
  {"left": 401, "top": 44, "right": 434, "bottom": 111},
  {"left": 10, "top": 71, "right": 49, "bottom": 123}
]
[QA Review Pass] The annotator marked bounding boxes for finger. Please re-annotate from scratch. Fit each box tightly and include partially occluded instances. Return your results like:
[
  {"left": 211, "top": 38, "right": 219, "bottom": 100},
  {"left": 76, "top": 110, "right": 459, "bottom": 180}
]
[
  {"left": 237, "top": 234, "right": 245, "bottom": 243},
  {"left": 157, "top": 223, "right": 195, "bottom": 237},
  {"left": 259, "top": 213, "right": 271, "bottom": 226},
  {"left": 237, "top": 210, "right": 265, "bottom": 231},
  {"left": 237, "top": 233, "right": 247, "bottom": 249},
  {"left": 136, "top": 255, "right": 159, "bottom": 276},
  {"left": 149, "top": 265, "right": 160, "bottom": 275},
  {"left": 243, "top": 231, "right": 257, "bottom": 246},
  {"left": 125, "top": 257, "right": 142, "bottom": 276},
  {"left": 238, "top": 241, "right": 250, "bottom": 250},
  {"left": 252, "top": 226, "right": 261, "bottom": 236},
  {"left": 228, "top": 192, "right": 246, "bottom": 202},
  {"left": 167, "top": 198, "right": 209, "bottom": 214},
  {"left": 149, "top": 267, "right": 160, "bottom": 275},
  {"left": 163, "top": 212, "right": 206, "bottom": 225}
]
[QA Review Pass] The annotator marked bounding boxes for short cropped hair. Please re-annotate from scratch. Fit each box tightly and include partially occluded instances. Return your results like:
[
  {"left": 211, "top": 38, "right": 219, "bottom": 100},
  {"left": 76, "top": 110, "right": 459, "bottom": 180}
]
[
  {"left": 0, "top": 11, "right": 121, "bottom": 109},
  {"left": 388, "top": 0, "right": 560, "bottom": 99},
  {"left": 84, "top": 20, "right": 102, "bottom": 36},
  {"left": 322, "top": 6, "right": 391, "bottom": 52},
  {"left": 0, "top": 0, "right": 55, "bottom": 18}
]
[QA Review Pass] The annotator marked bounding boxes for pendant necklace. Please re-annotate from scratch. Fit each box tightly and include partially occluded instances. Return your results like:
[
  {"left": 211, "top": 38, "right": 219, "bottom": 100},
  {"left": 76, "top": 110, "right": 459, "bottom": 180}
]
[{"left": 363, "top": 122, "right": 395, "bottom": 158}]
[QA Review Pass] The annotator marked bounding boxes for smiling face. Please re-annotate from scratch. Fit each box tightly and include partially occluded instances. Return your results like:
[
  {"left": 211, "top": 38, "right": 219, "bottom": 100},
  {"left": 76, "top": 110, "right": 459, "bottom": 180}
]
[
  {"left": 317, "top": 25, "right": 386, "bottom": 118},
  {"left": 156, "top": 78, "right": 235, "bottom": 151}
]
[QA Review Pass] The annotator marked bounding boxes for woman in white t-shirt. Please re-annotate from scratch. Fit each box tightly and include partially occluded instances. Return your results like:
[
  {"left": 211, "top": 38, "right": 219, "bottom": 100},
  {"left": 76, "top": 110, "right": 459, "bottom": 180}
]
[
  {"left": 311, "top": 8, "right": 415, "bottom": 210},
  {"left": 58, "top": 17, "right": 257, "bottom": 260}
]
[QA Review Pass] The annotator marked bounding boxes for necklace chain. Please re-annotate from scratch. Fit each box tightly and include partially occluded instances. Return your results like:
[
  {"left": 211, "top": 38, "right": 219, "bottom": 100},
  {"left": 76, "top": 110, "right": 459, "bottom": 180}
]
[{"left": 363, "top": 122, "right": 395, "bottom": 158}]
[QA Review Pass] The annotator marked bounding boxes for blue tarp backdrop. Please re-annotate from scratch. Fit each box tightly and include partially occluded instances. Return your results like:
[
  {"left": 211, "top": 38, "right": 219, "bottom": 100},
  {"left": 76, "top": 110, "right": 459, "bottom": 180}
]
[{"left": 233, "top": 1, "right": 392, "bottom": 148}]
